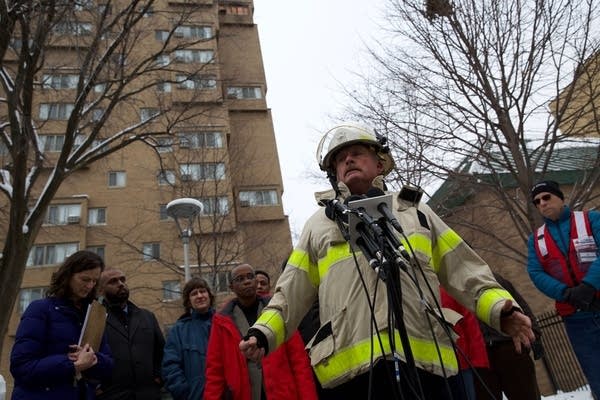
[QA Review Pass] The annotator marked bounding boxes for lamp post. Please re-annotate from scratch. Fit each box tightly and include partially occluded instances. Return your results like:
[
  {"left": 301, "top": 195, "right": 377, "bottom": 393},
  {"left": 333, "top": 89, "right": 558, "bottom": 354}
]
[{"left": 166, "top": 198, "right": 203, "bottom": 282}]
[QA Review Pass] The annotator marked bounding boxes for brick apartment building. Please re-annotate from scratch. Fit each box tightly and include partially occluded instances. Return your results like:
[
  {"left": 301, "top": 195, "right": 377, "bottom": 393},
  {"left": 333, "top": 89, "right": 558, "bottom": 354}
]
[{"left": 0, "top": 0, "right": 292, "bottom": 392}]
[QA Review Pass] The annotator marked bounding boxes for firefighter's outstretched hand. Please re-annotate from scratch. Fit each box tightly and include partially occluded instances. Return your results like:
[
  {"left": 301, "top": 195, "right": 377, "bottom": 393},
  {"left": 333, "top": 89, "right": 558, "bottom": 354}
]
[
  {"left": 500, "top": 300, "right": 535, "bottom": 354},
  {"left": 239, "top": 336, "right": 264, "bottom": 362}
]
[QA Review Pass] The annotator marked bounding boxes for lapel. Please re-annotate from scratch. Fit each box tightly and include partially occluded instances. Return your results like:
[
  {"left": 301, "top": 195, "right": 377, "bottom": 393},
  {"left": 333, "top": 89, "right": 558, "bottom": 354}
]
[
  {"left": 106, "top": 311, "right": 129, "bottom": 339},
  {"left": 127, "top": 305, "right": 141, "bottom": 338}
]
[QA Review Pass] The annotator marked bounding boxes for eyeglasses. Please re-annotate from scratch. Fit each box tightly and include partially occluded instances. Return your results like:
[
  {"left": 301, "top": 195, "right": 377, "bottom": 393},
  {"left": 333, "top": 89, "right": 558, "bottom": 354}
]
[
  {"left": 231, "top": 272, "right": 255, "bottom": 283},
  {"left": 533, "top": 193, "right": 552, "bottom": 205}
]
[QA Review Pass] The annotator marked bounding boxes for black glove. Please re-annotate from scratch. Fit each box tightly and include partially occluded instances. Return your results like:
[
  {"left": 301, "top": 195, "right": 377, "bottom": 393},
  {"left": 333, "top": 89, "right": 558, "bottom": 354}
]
[
  {"left": 531, "top": 340, "right": 544, "bottom": 360},
  {"left": 564, "top": 282, "right": 598, "bottom": 311}
]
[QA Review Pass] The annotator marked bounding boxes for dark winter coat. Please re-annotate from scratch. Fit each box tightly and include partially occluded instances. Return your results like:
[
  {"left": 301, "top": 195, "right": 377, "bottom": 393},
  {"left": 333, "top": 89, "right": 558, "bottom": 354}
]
[
  {"left": 10, "top": 297, "right": 113, "bottom": 400},
  {"left": 162, "top": 308, "right": 214, "bottom": 400},
  {"left": 96, "top": 301, "right": 164, "bottom": 400}
]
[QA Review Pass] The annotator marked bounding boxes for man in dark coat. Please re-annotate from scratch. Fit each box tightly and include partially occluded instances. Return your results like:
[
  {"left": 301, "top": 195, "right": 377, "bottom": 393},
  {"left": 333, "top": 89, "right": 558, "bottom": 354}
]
[{"left": 97, "top": 268, "right": 165, "bottom": 400}]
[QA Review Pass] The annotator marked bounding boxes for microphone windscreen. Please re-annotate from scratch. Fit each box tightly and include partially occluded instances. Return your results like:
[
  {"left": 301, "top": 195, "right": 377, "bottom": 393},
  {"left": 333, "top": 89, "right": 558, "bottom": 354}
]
[{"left": 366, "top": 187, "right": 385, "bottom": 198}]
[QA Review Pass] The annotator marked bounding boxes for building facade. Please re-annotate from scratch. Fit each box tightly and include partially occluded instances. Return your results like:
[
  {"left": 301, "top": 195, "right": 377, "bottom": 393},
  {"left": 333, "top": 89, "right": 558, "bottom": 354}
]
[{"left": 0, "top": 0, "right": 292, "bottom": 393}]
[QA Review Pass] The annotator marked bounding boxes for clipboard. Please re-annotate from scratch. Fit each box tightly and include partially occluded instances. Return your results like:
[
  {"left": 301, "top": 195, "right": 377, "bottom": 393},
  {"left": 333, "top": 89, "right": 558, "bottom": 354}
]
[{"left": 78, "top": 300, "right": 107, "bottom": 350}]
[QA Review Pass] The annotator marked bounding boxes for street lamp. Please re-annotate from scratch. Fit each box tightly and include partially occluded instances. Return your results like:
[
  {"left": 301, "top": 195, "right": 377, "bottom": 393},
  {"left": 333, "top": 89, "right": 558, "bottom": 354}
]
[{"left": 166, "top": 198, "right": 203, "bottom": 282}]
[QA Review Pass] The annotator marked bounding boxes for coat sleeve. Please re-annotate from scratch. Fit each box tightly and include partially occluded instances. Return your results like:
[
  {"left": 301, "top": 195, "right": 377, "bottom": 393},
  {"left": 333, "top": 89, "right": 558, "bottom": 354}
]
[
  {"left": 285, "top": 332, "right": 318, "bottom": 399},
  {"left": 203, "top": 318, "right": 227, "bottom": 400},
  {"left": 583, "top": 210, "right": 600, "bottom": 288},
  {"left": 10, "top": 301, "right": 79, "bottom": 386},
  {"left": 150, "top": 312, "right": 166, "bottom": 381},
  {"left": 162, "top": 325, "right": 190, "bottom": 400}
]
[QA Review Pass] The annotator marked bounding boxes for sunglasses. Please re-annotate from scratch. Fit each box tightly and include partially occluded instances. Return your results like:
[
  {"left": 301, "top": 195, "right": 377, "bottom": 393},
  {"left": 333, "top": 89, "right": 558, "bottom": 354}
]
[{"left": 533, "top": 193, "right": 552, "bottom": 205}]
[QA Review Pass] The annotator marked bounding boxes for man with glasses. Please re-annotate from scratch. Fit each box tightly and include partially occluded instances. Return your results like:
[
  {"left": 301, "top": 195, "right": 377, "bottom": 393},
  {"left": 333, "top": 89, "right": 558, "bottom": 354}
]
[
  {"left": 527, "top": 180, "right": 600, "bottom": 398},
  {"left": 204, "top": 264, "right": 317, "bottom": 400}
]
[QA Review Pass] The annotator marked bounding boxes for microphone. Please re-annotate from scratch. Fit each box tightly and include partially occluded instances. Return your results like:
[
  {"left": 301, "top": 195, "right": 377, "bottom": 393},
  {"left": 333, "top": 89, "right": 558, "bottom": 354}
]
[
  {"left": 366, "top": 187, "right": 403, "bottom": 234},
  {"left": 320, "top": 198, "right": 351, "bottom": 223}
]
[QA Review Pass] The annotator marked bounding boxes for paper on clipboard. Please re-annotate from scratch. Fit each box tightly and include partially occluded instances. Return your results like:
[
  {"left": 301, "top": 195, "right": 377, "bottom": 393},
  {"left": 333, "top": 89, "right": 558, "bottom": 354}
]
[{"left": 78, "top": 300, "right": 107, "bottom": 350}]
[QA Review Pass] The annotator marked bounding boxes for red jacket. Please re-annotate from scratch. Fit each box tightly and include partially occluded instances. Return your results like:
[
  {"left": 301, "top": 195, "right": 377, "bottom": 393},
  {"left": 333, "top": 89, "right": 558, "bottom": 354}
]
[
  {"left": 440, "top": 288, "right": 489, "bottom": 370},
  {"left": 204, "top": 298, "right": 317, "bottom": 400}
]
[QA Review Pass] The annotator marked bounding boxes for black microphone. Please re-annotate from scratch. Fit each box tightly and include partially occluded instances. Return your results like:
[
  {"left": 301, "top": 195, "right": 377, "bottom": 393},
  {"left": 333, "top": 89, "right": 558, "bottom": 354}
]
[
  {"left": 366, "top": 187, "right": 403, "bottom": 234},
  {"left": 320, "top": 198, "right": 351, "bottom": 223}
]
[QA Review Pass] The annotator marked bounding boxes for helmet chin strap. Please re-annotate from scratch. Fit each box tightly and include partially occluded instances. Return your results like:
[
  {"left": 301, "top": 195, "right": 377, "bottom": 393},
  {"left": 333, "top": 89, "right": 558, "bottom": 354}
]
[{"left": 326, "top": 169, "right": 342, "bottom": 198}]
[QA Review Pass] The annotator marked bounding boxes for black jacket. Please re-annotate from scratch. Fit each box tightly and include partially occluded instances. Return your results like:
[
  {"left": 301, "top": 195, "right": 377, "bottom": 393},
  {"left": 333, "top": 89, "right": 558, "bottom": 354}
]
[{"left": 97, "top": 301, "right": 165, "bottom": 400}]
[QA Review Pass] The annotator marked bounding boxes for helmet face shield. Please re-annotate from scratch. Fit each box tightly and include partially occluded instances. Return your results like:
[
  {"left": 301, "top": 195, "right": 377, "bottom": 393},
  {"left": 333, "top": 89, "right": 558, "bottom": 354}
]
[{"left": 316, "top": 123, "right": 395, "bottom": 176}]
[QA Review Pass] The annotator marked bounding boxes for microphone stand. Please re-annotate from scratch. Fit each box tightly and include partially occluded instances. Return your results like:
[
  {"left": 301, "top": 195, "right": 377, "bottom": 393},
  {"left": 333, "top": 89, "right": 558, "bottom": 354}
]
[{"left": 347, "top": 196, "right": 425, "bottom": 400}]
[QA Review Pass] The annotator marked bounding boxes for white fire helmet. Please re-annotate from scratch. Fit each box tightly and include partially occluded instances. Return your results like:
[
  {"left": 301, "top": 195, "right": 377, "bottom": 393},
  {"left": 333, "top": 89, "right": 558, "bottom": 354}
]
[{"left": 316, "top": 123, "right": 395, "bottom": 176}]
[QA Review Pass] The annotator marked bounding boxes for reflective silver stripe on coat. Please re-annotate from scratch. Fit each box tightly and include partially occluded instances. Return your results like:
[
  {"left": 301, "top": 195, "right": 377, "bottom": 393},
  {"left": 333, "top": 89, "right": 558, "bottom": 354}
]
[{"left": 537, "top": 225, "right": 547, "bottom": 257}]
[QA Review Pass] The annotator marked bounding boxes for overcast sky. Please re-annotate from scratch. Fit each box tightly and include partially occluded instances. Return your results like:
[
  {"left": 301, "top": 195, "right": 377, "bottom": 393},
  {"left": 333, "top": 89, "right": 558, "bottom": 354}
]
[{"left": 253, "top": 0, "right": 387, "bottom": 238}]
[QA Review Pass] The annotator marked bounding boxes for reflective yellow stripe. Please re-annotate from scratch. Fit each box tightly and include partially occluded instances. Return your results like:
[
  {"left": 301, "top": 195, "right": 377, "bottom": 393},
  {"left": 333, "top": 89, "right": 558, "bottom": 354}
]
[
  {"left": 318, "top": 243, "right": 354, "bottom": 280},
  {"left": 476, "top": 288, "right": 514, "bottom": 325},
  {"left": 257, "top": 310, "right": 286, "bottom": 348},
  {"left": 313, "top": 331, "right": 458, "bottom": 386},
  {"left": 432, "top": 229, "right": 462, "bottom": 272},
  {"left": 287, "top": 249, "right": 319, "bottom": 287},
  {"left": 403, "top": 233, "right": 433, "bottom": 259}
]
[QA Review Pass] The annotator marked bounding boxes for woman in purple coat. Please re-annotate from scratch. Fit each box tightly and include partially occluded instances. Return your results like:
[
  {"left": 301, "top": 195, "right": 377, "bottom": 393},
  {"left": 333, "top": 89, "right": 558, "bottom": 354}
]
[{"left": 10, "top": 250, "right": 113, "bottom": 400}]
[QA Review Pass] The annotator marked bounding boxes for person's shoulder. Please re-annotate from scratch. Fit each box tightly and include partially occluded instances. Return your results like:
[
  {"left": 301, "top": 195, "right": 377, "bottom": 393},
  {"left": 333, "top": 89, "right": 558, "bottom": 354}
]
[{"left": 23, "top": 297, "right": 52, "bottom": 315}]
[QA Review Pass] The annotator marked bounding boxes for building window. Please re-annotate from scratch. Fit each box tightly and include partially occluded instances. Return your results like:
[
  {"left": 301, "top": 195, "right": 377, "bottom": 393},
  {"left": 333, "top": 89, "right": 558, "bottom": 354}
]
[
  {"left": 239, "top": 190, "right": 279, "bottom": 207},
  {"left": 156, "top": 137, "right": 173, "bottom": 153},
  {"left": 86, "top": 246, "right": 105, "bottom": 260},
  {"left": 225, "top": 5, "right": 250, "bottom": 15},
  {"left": 53, "top": 22, "right": 93, "bottom": 36},
  {"left": 178, "top": 131, "right": 223, "bottom": 149},
  {"left": 142, "top": 6, "right": 153, "bottom": 17},
  {"left": 226, "top": 86, "right": 262, "bottom": 99},
  {"left": 201, "top": 270, "right": 229, "bottom": 293},
  {"left": 88, "top": 208, "right": 107, "bottom": 225},
  {"left": 27, "top": 243, "right": 79, "bottom": 267},
  {"left": 156, "top": 81, "right": 172, "bottom": 92},
  {"left": 174, "top": 50, "right": 214, "bottom": 64},
  {"left": 74, "top": 0, "right": 94, "bottom": 10},
  {"left": 198, "top": 196, "right": 229, "bottom": 216},
  {"left": 42, "top": 74, "right": 79, "bottom": 89},
  {"left": 155, "top": 30, "right": 169, "bottom": 41},
  {"left": 176, "top": 75, "right": 217, "bottom": 90},
  {"left": 91, "top": 108, "right": 104, "bottom": 122},
  {"left": 98, "top": 4, "right": 112, "bottom": 15},
  {"left": 19, "top": 287, "right": 48, "bottom": 314},
  {"left": 180, "top": 163, "right": 226, "bottom": 181},
  {"left": 142, "top": 243, "right": 160, "bottom": 261},
  {"left": 140, "top": 108, "right": 160, "bottom": 122},
  {"left": 174, "top": 25, "right": 212, "bottom": 39},
  {"left": 45, "top": 204, "right": 81, "bottom": 225},
  {"left": 163, "top": 280, "right": 181, "bottom": 301},
  {"left": 159, "top": 204, "right": 169, "bottom": 220},
  {"left": 108, "top": 171, "right": 126, "bottom": 187},
  {"left": 39, "top": 103, "right": 74, "bottom": 120},
  {"left": 39, "top": 135, "right": 65, "bottom": 152},
  {"left": 154, "top": 55, "right": 170, "bottom": 67},
  {"left": 158, "top": 170, "right": 176, "bottom": 186}
]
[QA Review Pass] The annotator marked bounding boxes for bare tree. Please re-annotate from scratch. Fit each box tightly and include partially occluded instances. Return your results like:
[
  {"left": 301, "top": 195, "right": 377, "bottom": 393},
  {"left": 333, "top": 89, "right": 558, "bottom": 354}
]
[
  {"left": 343, "top": 0, "right": 600, "bottom": 260},
  {"left": 0, "top": 0, "right": 225, "bottom": 358}
]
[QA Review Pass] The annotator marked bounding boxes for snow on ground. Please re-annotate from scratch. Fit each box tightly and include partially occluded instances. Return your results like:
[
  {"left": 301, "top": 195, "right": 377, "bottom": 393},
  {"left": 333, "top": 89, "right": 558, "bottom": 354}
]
[{"left": 542, "top": 386, "right": 593, "bottom": 400}]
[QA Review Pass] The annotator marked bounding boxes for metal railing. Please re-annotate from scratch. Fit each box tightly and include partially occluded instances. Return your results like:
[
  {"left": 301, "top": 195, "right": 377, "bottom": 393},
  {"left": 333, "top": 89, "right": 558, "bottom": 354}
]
[{"left": 536, "top": 310, "right": 588, "bottom": 393}]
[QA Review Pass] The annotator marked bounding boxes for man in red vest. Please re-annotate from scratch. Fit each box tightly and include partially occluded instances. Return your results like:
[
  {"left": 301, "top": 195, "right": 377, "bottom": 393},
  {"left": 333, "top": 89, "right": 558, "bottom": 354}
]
[{"left": 527, "top": 180, "right": 600, "bottom": 398}]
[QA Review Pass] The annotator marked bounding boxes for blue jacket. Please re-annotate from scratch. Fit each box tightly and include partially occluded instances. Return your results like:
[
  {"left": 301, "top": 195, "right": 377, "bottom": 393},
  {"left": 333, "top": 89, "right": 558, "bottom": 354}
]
[
  {"left": 10, "top": 297, "right": 113, "bottom": 400},
  {"left": 527, "top": 207, "right": 600, "bottom": 301},
  {"left": 162, "top": 308, "right": 214, "bottom": 400}
]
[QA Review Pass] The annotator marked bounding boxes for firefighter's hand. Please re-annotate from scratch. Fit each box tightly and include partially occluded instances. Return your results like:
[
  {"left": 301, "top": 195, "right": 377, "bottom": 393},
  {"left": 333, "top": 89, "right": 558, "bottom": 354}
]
[
  {"left": 500, "top": 300, "right": 535, "bottom": 354},
  {"left": 239, "top": 336, "right": 265, "bottom": 362}
]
